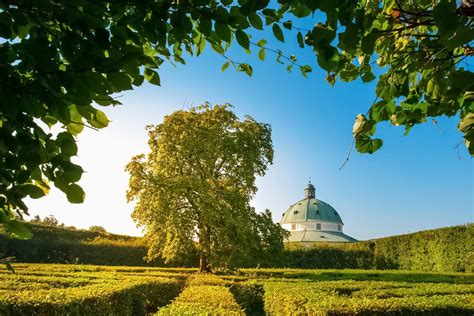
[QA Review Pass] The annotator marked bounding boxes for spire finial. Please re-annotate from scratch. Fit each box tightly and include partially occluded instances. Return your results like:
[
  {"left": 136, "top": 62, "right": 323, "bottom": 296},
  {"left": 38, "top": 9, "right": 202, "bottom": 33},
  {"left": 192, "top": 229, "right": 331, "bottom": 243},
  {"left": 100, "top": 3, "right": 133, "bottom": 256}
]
[{"left": 304, "top": 178, "right": 316, "bottom": 199}]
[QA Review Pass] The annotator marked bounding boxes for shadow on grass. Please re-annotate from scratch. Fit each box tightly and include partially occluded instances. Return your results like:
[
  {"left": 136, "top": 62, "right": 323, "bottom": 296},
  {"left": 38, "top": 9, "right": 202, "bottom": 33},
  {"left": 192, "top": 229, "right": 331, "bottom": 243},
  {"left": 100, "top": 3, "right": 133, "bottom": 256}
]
[{"left": 228, "top": 282, "right": 265, "bottom": 316}]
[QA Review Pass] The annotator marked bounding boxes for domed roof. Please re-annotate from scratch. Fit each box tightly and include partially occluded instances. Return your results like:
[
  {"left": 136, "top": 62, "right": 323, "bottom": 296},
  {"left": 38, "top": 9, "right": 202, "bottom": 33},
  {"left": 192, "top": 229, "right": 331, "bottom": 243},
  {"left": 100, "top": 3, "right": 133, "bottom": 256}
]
[{"left": 280, "top": 198, "right": 344, "bottom": 225}]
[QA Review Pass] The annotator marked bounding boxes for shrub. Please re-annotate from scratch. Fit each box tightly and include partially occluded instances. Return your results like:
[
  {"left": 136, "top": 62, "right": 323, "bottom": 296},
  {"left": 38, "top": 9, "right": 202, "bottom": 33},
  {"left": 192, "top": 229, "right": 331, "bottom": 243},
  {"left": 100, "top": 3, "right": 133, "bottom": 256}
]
[
  {"left": 157, "top": 275, "right": 243, "bottom": 315},
  {"left": 263, "top": 279, "right": 474, "bottom": 315},
  {"left": 284, "top": 224, "right": 473, "bottom": 273},
  {"left": 0, "top": 264, "right": 186, "bottom": 316}
]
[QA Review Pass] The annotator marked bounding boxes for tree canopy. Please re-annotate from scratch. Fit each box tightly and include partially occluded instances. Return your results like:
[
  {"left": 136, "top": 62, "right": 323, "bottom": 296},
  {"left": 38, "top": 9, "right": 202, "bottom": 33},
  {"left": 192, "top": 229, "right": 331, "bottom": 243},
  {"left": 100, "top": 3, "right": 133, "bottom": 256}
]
[
  {"left": 126, "top": 104, "right": 287, "bottom": 272},
  {"left": 0, "top": 0, "right": 472, "bottom": 238}
]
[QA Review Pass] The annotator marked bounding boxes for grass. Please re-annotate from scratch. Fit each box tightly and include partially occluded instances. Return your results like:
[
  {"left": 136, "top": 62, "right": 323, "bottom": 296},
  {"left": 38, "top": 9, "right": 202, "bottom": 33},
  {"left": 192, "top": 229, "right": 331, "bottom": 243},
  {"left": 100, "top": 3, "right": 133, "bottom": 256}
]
[{"left": 1, "top": 264, "right": 473, "bottom": 315}]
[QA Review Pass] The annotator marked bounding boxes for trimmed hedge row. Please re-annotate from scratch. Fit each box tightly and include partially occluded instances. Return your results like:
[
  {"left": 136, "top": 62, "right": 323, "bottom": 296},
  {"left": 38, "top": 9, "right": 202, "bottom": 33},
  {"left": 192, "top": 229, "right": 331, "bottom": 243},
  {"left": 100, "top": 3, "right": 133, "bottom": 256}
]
[
  {"left": 0, "top": 264, "right": 187, "bottom": 315},
  {"left": 285, "top": 224, "right": 474, "bottom": 272},
  {"left": 156, "top": 275, "right": 244, "bottom": 315},
  {"left": 2, "top": 223, "right": 472, "bottom": 272},
  {"left": 0, "top": 223, "right": 154, "bottom": 266},
  {"left": 263, "top": 279, "right": 474, "bottom": 315}
]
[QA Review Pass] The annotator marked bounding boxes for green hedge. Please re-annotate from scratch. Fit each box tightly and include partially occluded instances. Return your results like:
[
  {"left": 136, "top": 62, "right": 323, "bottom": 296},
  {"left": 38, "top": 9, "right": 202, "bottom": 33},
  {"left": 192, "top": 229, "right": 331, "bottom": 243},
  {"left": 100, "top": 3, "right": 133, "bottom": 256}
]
[
  {"left": 156, "top": 275, "right": 244, "bottom": 315},
  {"left": 0, "top": 223, "right": 157, "bottom": 266},
  {"left": 263, "top": 279, "right": 474, "bottom": 315},
  {"left": 2, "top": 223, "right": 472, "bottom": 272},
  {"left": 285, "top": 224, "right": 474, "bottom": 273},
  {"left": 0, "top": 264, "right": 187, "bottom": 316}
]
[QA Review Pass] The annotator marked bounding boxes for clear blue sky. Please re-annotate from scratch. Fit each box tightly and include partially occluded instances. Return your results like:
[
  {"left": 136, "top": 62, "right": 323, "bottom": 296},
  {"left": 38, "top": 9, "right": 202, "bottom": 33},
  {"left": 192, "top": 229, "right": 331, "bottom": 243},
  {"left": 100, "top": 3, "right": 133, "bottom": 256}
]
[{"left": 27, "top": 26, "right": 473, "bottom": 240}]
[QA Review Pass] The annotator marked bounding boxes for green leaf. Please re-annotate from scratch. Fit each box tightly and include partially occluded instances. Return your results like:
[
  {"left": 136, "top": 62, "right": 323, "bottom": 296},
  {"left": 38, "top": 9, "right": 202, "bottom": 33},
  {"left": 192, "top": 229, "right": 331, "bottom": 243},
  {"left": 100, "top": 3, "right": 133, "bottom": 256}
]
[
  {"left": 256, "top": 39, "right": 267, "bottom": 47},
  {"left": 282, "top": 20, "right": 292, "bottom": 30},
  {"left": 66, "top": 183, "right": 85, "bottom": 203},
  {"left": 300, "top": 65, "right": 312, "bottom": 78},
  {"left": 355, "top": 135, "right": 383, "bottom": 154},
  {"left": 21, "top": 184, "right": 46, "bottom": 199},
  {"left": 258, "top": 48, "right": 266, "bottom": 61},
  {"left": 316, "top": 46, "right": 339, "bottom": 72},
  {"left": 297, "top": 32, "right": 304, "bottom": 48},
  {"left": 238, "top": 63, "right": 253, "bottom": 76},
  {"left": 57, "top": 132, "right": 77, "bottom": 157},
  {"left": 8, "top": 220, "right": 32, "bottom": 240},
  {"left": 235, "top": 30, "right": 250, "bottom": 49},
  {"left": 215, "top": 21, "right": 231, "bottom": 42},
  {"left": 144, "top": 68, "right": 161, "bottom": 86},
  {"left": 433, "top": 1, "right": 458, "bottom": 40},
  {"left": 90, "top": 109, "right": 109, "bottom": 129},
  {"left": 221, "top": 61, "right": 230, "bottom": 72},
  {"left": 370, "top": 101, "right": 395, "bottom": 122},
  {"left": 107, "top": 72, "right": 132, "bottom": 91},
  {"left": 272, "top": 24, "right": 284, "bottom": 42},
  {"left": 248, "top": 12, "right": 263, "bottom": 30},
  {"left": 62, "top": 164, "right": 84, "bottom": 183}
]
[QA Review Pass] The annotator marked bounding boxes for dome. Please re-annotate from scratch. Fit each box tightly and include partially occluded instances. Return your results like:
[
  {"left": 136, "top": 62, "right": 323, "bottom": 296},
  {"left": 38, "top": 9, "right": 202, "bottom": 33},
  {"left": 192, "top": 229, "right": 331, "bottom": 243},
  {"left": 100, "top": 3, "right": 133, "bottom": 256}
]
[
  {"left": 281, "top": 198, "right": 343, "bottom": 225},
  {"left": 280, "top": 181, "right": 357, "bottom": 243}
]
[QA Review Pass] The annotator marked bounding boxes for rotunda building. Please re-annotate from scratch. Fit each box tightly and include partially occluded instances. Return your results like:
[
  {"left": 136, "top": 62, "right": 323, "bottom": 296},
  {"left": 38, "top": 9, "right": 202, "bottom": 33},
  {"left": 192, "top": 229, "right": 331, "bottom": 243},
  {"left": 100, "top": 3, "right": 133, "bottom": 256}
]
[{"left": 280, "top": 182, "right": 357, "bottom": 243}]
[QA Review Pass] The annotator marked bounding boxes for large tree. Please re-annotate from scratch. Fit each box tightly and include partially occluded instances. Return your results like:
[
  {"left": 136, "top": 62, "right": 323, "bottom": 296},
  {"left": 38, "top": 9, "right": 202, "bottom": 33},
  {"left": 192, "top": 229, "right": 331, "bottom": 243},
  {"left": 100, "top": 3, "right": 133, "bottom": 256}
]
[
  {"left": 125, "top": 104, "right": 285, "bottom": 272},
  {"left": 1, "top": 0, "right": 472, "bottom": 238}
]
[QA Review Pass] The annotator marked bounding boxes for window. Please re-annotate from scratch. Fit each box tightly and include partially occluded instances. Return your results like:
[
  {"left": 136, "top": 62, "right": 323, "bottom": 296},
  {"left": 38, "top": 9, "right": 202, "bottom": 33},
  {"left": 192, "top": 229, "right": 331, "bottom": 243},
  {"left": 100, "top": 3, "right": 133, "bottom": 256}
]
[
  {"left": 291, "top": 224, "right": 296, "bottom": 230},
  {"left": 294, "top": 210, "right": 299, "bottom": 214},
  {"left": 316, "top": 223, "right": 321, "bottom": 230},
  {"left": 338, "top": 225, "right": 342, "bottom": 231},
  {"left": 316, "top": 210, "right": 320, "bottom": 214}
]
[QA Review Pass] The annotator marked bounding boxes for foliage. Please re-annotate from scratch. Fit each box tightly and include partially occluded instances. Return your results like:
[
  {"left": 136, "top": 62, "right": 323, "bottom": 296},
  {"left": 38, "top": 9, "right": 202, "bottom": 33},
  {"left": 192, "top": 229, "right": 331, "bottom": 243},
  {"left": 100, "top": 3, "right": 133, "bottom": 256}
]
[
  {"left": 0, "top": 264, "right": 188, "bottom": 316},
  {"left": 0, "top": 223, "right": 164, "bottom": 266},
  {"left": 88, "top": 225, "right": 107, "bottom": 233},
  {"left": 126, "top": 104, "right": 284, "bottom": 272},
  {"left": 275, "top": 0, "right": 474, "bottom": 155},
  {"left": 0, "top": 0, "right": 298, "bottom": 239},
  {"left": 285, "top": 242, "right": 375, "bottom": 269},
  {"left": 29, "top": 215, "right": 65, "bottom": 227},
  {"left": 228, "top": 281, "right": 265, "bottom": 316},
  {"left": 285, "top": 224, "right": 473, "bottom": 273},
  {"left": 1, "top": 0, "right": 471, "bottom": 245},
  {"left": 263, "top": 279, "right": 474, "bottom": 315},
  {"left": 157, "top": 275, "right": 243, "bottom": 315},
  {"left": 370, "top": 223, "right": 474, "bottom": 272},
  {"left": 2, "top": 264, "right": 473, "bottom": 315}
]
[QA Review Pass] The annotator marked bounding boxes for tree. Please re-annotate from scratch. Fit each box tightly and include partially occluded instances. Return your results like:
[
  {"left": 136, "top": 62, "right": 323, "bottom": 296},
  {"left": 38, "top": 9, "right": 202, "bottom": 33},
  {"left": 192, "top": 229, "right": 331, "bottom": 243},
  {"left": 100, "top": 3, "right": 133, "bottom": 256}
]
[
  {"left": 272, "top": 0, "right": 473, "bottom": 157},
  {"left": 126, "top": 104, "right": 283, "bottom": 272},
  {"left": 29, "top": 214, "right": 63, "bottom": 227},
  {"left": 89, "top": 225, "right": 107, "bottom": 233},
  {"left": 1, "top": 0, "right": 472, "bottom": 239}
]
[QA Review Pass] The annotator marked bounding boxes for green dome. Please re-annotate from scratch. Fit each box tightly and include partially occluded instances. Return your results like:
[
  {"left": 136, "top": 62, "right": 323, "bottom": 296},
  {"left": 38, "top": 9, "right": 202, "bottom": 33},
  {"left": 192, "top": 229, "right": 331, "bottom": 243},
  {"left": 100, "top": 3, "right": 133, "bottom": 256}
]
[{"left": 280, "top": 198, "right": 344, "bottom": 225}]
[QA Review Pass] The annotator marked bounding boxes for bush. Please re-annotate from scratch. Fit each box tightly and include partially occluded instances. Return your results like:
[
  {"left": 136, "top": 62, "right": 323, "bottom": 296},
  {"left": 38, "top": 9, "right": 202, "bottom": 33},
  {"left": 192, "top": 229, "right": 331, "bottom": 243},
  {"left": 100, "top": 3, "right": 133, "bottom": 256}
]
[
  {"left": 0, "top": 264, "right": 186, "bottom": 315},
  {"left": 0, "top": 223, "right": 157, "bottom": 266},
  {"left": 284, "top": 224, "right": 473, "bottom": 273},
  {"left": 263, "top": 279, "right": 474, "bottom": 315},
  {"left": 156, "top": 275, "right": 243, "bottom": 315}
]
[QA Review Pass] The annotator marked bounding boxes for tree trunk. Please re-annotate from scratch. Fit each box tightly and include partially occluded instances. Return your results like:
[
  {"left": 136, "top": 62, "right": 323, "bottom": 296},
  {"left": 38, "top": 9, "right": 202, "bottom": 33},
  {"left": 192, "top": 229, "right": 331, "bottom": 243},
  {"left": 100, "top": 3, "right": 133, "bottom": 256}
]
[
  {"left": 198, "top": 222, "right": 212, "bottom": 273},
  {"left": 199, "top": 254, "right": 211, "bottom": 273}
]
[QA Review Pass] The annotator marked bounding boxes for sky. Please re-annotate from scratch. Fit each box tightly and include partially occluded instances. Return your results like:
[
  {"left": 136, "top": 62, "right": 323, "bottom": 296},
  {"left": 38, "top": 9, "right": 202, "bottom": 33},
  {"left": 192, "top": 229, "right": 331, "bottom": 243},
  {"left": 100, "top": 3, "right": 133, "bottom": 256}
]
[{"left": 25, "top": 26, "right": 473, "bottom": 241}]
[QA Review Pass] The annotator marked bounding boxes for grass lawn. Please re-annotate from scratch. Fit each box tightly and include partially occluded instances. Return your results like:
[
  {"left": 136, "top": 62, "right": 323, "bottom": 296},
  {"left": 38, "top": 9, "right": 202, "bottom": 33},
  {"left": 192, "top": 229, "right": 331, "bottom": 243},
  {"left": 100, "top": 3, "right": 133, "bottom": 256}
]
[{"left": 1, "top": 264, "right": 473, "bottom": 315}]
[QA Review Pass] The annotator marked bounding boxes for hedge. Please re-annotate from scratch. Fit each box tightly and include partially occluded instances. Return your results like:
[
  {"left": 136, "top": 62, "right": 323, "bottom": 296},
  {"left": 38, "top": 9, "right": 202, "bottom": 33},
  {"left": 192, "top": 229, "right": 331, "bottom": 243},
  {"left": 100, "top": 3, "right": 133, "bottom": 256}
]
[
  {"left": 0, "top": 264, "right": 186, "bottom": 315},
  {"left": 285, "top": 224, "right": 474, "bottom": 273},
  {"left": 2, "top": 223, "right": 472, "bottom": 272},
  {"left": 263, "top": 279, "right": 474, "bottom": 315},
  {"left": 156, "top": 275, "right": 244, "bottom": 315}
]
